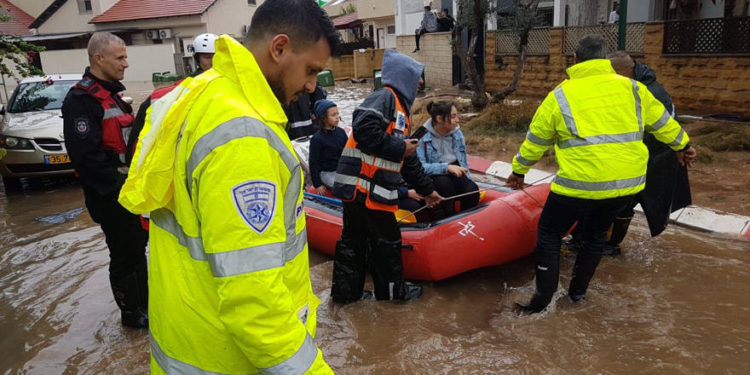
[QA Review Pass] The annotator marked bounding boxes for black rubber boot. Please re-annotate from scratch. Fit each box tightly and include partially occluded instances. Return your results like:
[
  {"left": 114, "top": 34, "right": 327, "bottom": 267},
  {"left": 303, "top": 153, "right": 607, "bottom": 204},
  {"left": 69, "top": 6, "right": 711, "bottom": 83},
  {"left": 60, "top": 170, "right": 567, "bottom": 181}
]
[
  {"left": 331, "top": 239, "right": 368, "bottom": 303},
  {"left": 111, "top": 271, "right": 148, "bottom": 329},
  {"left": 394, "top": 281, "right": 422, "bottom": 301},
  {"left": 568, "top": 252, "right": 603, "bottom": 303},
  {"left": 371, "top": 238, "right": 420, "bottom": 301},
  {"left": 602, "top": 217, "right": 632, "bottom": 256},
  {"left": 516, "top": 251, "right": 560, "bottom": 314}
]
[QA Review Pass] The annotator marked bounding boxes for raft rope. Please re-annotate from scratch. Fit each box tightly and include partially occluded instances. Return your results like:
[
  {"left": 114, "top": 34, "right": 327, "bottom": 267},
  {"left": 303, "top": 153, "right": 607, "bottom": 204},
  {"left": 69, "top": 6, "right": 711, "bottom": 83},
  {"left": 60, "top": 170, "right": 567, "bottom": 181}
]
[
  {"left": 396, "top": 189, "right": 487, "bottom": 223},
  {"left": 511, "top": 172, "right": 556, "bottom": 208}
]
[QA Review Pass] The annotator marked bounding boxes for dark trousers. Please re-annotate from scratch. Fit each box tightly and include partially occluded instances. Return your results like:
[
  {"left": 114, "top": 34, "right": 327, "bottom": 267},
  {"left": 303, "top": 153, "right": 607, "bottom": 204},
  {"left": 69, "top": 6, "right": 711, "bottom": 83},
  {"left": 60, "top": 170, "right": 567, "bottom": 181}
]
[
  {"left": 85, "top": 190, "right": 149, "bottom": 312},
  {"left": 415, "top": 28, "right": 428, "bottom": 49},
  {"left": 332, "top": 192, "right": 408, "bottom": 301},
  {"left": 428, "top": 174, "right": 479, "bottom": 220},
  {"left": 532, "top": 192, "right": 633, "bottom": 305}
]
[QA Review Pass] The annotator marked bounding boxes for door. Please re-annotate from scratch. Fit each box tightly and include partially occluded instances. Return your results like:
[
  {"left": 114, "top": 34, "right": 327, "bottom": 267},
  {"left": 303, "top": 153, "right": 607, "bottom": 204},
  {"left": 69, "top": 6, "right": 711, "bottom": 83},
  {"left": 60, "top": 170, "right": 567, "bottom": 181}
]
[{"left": 377, "top": 28, "right": 385, "bottom": 49}]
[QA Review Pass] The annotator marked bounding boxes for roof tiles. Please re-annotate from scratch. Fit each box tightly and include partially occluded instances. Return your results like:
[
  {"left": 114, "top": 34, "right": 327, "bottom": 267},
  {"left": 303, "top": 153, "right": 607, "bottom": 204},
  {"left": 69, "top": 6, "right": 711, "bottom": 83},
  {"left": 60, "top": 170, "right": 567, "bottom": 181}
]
[
  {"left": 0, "top": 0, "right": 34, "bottom": 36},
  {"left": 90, "top": 0, "right": 216, "bottom": 23}
]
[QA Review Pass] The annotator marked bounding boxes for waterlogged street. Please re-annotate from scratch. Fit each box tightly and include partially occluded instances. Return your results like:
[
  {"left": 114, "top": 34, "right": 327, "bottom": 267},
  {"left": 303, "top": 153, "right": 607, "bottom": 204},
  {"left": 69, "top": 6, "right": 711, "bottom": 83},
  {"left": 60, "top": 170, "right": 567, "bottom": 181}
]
[{"left": 1, "top": 82, "right": 749, "bottom": 374}]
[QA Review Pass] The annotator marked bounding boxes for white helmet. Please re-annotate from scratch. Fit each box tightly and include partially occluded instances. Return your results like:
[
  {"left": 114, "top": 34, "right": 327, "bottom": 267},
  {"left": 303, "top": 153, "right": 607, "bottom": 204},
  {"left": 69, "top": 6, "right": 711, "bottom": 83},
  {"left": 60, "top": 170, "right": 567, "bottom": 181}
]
[{"left": 192, "top": 33, "right": 217, "bottom": 54}]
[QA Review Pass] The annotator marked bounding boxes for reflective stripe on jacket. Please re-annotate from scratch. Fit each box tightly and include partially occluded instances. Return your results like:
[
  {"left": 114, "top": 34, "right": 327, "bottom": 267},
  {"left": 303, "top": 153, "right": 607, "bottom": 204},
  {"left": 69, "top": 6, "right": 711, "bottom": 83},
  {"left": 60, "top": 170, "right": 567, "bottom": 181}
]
[
  {"left": 512, "top": 59, "right": 690, "bottom": 200},
  {"left": 73, "top": 77, "right": 134, "bottom": 162},
  {"left": 119, "top": 35, "right": 332, "bottom": 375},
  {"left": 333, "top": 87, "right": 409, "bottom": 212}
]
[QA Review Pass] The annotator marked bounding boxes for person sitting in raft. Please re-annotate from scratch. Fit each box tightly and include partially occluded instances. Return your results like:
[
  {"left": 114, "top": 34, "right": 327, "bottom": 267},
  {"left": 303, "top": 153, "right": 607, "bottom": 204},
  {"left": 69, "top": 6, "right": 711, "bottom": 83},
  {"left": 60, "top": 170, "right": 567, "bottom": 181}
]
[
  {"left": 417, "top": 101, "right": 479, "bottom": 220},
  {"left": 309, "top": 99, "right": 347, "bottom": 195}
]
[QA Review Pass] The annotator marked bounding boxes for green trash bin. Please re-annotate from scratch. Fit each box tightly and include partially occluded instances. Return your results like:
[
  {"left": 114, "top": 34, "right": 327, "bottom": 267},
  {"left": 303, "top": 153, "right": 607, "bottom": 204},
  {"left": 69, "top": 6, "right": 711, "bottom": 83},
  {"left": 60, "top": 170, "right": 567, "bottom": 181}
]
[
  {"left": 373, "top": 69, "right": 382, "bottom": 90},
  {"left": 317, "top": 69, "right": 334, "bottom": 87}
]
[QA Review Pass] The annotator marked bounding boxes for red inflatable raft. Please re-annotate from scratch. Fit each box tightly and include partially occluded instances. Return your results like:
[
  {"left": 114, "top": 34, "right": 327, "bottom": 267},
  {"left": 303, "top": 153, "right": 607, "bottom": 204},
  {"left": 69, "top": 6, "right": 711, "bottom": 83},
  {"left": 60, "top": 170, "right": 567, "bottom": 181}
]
[{"left": 303, "top": 182, "right": 550, "bottom": 281}]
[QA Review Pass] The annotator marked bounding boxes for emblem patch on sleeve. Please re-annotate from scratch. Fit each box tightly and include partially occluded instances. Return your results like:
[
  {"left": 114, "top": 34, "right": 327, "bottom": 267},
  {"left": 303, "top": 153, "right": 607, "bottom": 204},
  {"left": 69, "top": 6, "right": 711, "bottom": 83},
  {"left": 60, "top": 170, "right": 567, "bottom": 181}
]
[
  {"left": 232, "top": 180, "right": 277, "bottom": 234},
  {"left": 395, "top": 110, "right": 407, "bottom": 132},
  {"left": 74, "top": 118, "right": 90, "bottom": 139}
]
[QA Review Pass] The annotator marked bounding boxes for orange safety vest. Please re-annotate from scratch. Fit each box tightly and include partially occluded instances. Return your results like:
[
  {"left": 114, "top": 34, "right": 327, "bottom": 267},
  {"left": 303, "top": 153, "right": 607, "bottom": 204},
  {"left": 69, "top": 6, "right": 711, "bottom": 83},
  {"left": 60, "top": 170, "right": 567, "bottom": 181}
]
[
  {"left": 333, "top": 87, "right": 410, "bottom": 212},
  {"left": 73, "top": 77, "right": 134, "bottom": 164}
]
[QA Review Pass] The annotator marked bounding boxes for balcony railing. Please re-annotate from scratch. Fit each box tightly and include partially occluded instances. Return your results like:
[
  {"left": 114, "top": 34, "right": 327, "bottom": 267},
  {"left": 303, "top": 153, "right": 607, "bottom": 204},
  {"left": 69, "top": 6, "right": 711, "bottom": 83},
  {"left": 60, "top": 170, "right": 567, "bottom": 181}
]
[
  {"left": 562, "top": 23, "right": 644, "bottom": 56},
  {"left": 663, "top": 16, "right": 750, "bottom": 55}
]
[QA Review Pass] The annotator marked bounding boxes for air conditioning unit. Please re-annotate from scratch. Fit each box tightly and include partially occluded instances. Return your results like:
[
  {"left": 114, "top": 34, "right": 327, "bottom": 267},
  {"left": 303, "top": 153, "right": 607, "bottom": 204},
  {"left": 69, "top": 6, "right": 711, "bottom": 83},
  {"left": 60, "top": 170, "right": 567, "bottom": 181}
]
[
  {"left": 146, "top": 30, "right": 160, "bottom": 40},
  {"left": 242, "top": 24, "right": 251, "bottom": 35},
  {"left": 159, "top": 29, "right": 173, "bottom": 39}
]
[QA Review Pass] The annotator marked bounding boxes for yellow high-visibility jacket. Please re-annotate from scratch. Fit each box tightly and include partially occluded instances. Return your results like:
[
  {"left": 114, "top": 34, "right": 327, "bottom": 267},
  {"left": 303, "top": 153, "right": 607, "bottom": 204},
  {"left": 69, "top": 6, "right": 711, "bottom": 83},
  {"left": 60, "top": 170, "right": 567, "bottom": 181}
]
[
  {"left": 119, "top": 35, "right": 332, "bottom": 374},
  {"left": 512, "top": 59, "right": 690, "bottom": 200}
]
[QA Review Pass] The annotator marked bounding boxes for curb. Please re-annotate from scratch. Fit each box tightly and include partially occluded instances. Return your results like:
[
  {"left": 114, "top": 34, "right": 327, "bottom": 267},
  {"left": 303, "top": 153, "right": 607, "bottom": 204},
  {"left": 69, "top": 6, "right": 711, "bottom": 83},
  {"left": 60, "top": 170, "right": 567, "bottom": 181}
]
[{"left": 467, "top": 156, "right": 750, "bottom": 239}]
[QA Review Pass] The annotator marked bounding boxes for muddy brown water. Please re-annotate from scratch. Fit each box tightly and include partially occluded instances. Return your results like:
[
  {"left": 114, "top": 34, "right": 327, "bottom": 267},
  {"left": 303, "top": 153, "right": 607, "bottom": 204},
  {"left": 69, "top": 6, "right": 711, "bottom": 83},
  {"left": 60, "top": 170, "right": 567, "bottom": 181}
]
[{"left": 1, "top": 82, "right": 749, "bottom": 374}]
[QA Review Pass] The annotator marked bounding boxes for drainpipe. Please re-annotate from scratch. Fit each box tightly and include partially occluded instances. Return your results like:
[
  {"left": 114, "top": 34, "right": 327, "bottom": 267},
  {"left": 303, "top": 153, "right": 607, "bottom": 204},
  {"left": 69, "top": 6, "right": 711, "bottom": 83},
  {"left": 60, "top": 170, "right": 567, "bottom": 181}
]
[{"left": 617, "top": 0, "right": 628, "bottom": 50}]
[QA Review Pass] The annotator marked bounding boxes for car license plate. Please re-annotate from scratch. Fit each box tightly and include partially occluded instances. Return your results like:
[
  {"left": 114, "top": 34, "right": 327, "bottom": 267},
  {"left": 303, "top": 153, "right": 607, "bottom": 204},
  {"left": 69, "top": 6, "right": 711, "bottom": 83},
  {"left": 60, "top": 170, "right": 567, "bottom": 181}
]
[{"left": 45, "top": 154, "right": 70, "bottom": 164}]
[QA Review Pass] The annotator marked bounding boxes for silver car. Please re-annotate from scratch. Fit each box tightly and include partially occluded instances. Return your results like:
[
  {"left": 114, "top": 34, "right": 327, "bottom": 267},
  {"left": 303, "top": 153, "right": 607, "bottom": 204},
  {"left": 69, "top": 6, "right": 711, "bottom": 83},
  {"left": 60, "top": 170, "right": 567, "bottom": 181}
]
[{"left": 0, "top": 74, "right": 81, "bottom": 191}]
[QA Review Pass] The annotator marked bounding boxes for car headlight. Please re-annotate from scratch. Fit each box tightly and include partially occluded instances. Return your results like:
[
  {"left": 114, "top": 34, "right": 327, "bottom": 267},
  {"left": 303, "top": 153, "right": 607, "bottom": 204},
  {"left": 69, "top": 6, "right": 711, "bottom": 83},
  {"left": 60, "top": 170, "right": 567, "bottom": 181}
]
[{"left": 0, "top": 136, "right": 34, "bottom": 150}]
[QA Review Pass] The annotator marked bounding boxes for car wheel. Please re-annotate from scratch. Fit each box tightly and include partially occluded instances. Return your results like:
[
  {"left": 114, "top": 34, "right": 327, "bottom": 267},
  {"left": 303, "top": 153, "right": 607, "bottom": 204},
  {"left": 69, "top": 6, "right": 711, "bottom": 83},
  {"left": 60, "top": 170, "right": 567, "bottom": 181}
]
[{"left": 2, "top": 176, "right": 22, "bottom": 192}]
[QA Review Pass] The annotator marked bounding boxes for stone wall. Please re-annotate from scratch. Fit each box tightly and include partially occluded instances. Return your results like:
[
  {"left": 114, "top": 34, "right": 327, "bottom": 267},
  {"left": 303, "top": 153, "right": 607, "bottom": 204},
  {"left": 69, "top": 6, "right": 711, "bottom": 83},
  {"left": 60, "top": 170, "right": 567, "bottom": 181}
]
[
  {"left": 396, "top": 32, "right": 453, "bottom": 89},
  {"left": 353, "top": 48, "right": 385, "bottom": 79},
  {"left": 325, "top": 55, "right": 353, "bottom": 80},
  {"left": 639, "top": 23, "right": 750, "bottom": 115},
  {"left": 485, "top": 23, "right": 750, "bottom": 116},
  {"left": 325, "top": 49, "right": 385, "bottom": 79}
]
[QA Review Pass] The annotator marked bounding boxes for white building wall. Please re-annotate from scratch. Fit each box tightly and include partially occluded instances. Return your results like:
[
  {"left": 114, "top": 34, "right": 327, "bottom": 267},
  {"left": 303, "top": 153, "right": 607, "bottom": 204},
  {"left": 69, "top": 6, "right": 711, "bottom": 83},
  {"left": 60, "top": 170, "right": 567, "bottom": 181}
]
[
  {"left": 202, "top": 0, "right": 266, "bottom": 39},
  {"left": 36, "top": 0, "right": 96, "bottom": 34},
  {"left": 8, "top": 0, "right": 51, "bottom": 18},
  {"left": 701, "top": 0, "right": 725, "bottom": 18},
  {"left": 395, "top": 0, "right": 427, "bottom": 36},
  {"left": 626, "top": 0, "right": 655, "bottom": 22},
  {"left": 40, "top": 44, "right": 176, "bottom": 81}
]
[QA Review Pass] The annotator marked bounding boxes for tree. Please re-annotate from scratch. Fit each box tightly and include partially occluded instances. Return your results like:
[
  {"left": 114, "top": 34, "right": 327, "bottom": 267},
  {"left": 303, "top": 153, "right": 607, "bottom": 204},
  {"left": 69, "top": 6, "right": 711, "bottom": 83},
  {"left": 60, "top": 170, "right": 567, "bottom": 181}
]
[
  {"left": 0, "top": 5, "right": 44, "bottom": 79},
  {"left": 491, "top": 0, "right": 541, "bottom": 103},
  {"left": 454, "top": 0, "right": 493, "bottom": 109}
]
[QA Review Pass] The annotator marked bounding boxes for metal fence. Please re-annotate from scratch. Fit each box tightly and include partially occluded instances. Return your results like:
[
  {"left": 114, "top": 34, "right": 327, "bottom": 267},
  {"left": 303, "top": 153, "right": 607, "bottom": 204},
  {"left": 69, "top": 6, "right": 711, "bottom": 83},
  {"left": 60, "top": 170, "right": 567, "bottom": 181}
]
[
  {"left": 663, "top": 16, "right": 750, "bottom": 54},
  {"left": 495, "top": 27, "right": 550, "bottom": 55},
  {"left": 562, "top": 23, "right": 645, "bottom": 56}
]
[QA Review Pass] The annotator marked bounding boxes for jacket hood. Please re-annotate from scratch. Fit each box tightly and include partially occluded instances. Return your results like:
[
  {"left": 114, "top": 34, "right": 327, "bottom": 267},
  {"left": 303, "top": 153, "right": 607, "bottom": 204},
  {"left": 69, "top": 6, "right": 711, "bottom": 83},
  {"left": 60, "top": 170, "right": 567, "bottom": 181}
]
[
  {"left": 633, "top": 61, "right": 657, "bottom": 85},
  {"left": 424, "top": 118, "right": 459, "bottom": 138},
  {"left": 382, "top": 49, "right": 424, "bottom": 106}
]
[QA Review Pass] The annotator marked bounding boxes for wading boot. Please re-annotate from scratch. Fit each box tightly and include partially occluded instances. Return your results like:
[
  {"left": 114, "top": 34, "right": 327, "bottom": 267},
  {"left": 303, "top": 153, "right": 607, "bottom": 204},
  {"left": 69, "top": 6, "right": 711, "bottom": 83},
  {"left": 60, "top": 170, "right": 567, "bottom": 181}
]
[{"left": 112, "top": 271, "right": 148, "bottom": 329}]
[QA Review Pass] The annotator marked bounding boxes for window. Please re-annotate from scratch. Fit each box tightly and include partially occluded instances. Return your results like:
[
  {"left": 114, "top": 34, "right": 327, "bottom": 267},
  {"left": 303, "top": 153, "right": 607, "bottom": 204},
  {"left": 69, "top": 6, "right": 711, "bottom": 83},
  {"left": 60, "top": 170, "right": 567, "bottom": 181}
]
[
  {"left": 387, "top": 25, "right": 396, "bottom": 34},
  {"left": 248, "top": 0, "right": 256, "bottom": 5},
  {"left": 77, "top": 0, "right": 92, "bottom": 14}
]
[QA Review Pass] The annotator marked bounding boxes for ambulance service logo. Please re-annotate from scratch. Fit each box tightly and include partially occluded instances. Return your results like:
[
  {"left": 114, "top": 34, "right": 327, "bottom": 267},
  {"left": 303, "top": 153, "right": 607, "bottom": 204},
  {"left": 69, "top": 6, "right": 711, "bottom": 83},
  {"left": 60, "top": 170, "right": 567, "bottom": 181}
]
[
  {"left": 395, "top": 110, "right": 407, "bottom": 132},
  {"left": 232, "top": 180, "right": 277, "bottom": 234}
]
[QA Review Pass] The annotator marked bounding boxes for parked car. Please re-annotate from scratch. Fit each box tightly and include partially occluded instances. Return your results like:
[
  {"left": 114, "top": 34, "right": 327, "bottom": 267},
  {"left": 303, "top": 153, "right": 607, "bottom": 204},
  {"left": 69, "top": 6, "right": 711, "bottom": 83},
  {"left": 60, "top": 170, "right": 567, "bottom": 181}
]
[{"left": 0, "top": 74, "right": 81, "bottom": 191}]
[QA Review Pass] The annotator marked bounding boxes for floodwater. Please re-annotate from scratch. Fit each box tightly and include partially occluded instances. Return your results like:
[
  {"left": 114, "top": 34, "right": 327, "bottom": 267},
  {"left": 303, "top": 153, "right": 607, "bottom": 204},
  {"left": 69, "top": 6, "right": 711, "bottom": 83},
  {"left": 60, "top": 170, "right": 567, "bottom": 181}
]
[{"left": 1, "top": 82, "right": 749, "bottom": 374}]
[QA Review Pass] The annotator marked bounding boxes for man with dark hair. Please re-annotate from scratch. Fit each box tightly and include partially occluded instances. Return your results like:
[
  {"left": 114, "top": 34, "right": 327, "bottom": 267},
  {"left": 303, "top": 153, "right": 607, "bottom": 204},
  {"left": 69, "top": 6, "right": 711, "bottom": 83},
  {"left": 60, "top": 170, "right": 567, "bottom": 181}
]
[
  {"left": 118, "top": 0, "right": 338, "bottom": 372},
  {"left": 413, "top": 5, "right": 438, "bottom": 52},
  {"left": 62, "top": 32, "right": 148, "bottom": 329},
  {"left": 437, "top": 8, "right": 455, "bottom": 32},
  {"left": 508, "top": 34, "right": 696, "bottom": 314}
]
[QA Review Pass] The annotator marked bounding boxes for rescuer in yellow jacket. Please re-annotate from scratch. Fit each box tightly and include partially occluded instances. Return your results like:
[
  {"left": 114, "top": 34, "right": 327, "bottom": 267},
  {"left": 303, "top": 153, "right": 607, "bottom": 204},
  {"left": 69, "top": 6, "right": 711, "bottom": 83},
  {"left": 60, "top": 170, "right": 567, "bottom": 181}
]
[
  {"left": 508, "top": 34, "right": 697, "bottom": 314},
  {"left": 117, "top": 1, "right": 339, "bottom": 373}
]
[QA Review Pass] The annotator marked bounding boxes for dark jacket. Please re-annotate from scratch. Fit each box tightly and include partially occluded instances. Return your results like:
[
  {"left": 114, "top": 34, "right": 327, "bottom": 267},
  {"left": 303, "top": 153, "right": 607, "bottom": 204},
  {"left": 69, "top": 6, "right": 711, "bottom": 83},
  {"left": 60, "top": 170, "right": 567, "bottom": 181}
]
[
  {"left": 437, "top": 16, "right": 455, "bottom": 32},
  {"left": 284, "top": 85, "right": 327, "bottom": 140},
  {"left": 309, "top": 126, "right": 347, "bottom": 187},
  {"left": 62, "top": 68, "right": 130, "bottom": 197},
  {"left": 635, "top": 62, "right": 676, "bottom": 159},
  {"left": 347, "top": 50, "right": 434, "bottom": 196},
  {"left": 633, "top": 62, "right": 690, "bottom": 236}
]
